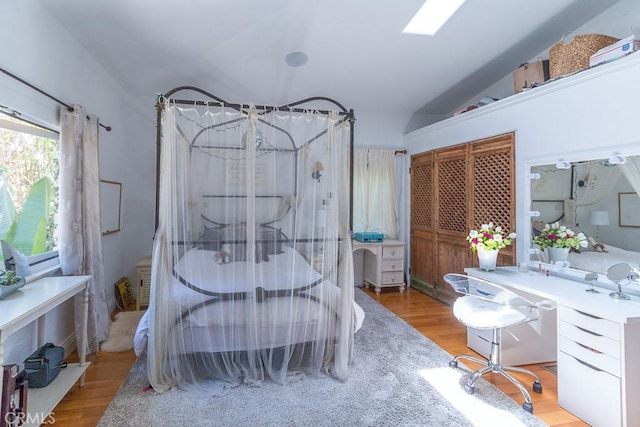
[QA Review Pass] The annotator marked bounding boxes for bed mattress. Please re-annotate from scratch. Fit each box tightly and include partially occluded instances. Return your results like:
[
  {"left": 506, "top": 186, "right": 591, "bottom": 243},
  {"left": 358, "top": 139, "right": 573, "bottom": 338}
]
[{"left": 134, "top": 246, "right": 365, "bottom": 355}]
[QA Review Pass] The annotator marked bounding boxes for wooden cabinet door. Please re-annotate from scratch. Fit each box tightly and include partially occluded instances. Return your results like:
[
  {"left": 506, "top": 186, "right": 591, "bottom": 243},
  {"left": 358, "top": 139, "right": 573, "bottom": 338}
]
[
  {"left": 470, "top": 133, "right": 516, "bottom": 267},
  {"left": 409, "top": 132, "right": 515, "bottom": 305},
  {"left": 410, "top": 152, "right": 436, "bottom": 296},
  {"left": 434, "top": 144, "right": 471, "bottom": 303}
]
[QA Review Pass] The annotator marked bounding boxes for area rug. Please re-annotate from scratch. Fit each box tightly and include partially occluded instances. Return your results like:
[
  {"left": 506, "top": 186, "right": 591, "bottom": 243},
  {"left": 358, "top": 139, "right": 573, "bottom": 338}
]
[
  {"left": 98, "top": 290, "right": 546, "bottom": 426},
  {"left": 100, "top": 310, "right": 146, "bottom": 352}
]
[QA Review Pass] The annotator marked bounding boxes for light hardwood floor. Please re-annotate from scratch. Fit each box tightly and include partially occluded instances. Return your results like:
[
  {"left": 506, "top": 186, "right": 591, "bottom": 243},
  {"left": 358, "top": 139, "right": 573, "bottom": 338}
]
[{"left": 52, "top": 286, "right": 587, "bottom": 426}]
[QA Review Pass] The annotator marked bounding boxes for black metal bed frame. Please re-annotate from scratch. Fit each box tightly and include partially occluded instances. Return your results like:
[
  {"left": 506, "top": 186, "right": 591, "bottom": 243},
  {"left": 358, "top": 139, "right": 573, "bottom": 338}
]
[{"left": 154, "top": 86, "right": 355, "bottom": 232}]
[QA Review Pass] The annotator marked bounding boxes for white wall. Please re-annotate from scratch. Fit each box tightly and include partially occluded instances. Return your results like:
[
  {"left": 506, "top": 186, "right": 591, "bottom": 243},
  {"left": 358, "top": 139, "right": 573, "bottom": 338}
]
[
  {"left": 404, "top": 52, "right": 640, "bottom": 267},
  {"left": 1, "top": 2, "right": 154, "bottom": 363}
]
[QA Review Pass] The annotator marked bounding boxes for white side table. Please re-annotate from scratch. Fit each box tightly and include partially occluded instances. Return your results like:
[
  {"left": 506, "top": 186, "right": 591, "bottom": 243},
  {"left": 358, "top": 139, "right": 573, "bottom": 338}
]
[
  {"left": 353, "top": 239, "right": 406, "bottom": 294},
  {"left": 136, "top": 257, "right": 152, "bottom": 310},
  {"left": 0, "top": 275, "right": 92, "bottom": 426}
]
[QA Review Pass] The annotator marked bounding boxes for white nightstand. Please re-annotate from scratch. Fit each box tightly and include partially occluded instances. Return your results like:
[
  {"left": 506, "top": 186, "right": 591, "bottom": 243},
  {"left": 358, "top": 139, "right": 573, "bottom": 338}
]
[
  {"left": 136, "top": 257, "right": 152, "bottom": 310},
  {"left": 353, "top": 239, "right": 406, "bottom": 294}
]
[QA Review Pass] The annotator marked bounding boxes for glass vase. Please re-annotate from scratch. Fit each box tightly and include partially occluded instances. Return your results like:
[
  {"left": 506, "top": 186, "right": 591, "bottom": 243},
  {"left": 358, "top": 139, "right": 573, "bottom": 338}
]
[
  {"left": 477, "top": 247, "right": 499, "bottom": 271},
  {"left": 547, "top": 247, "right": 570, "bottom": 264}
]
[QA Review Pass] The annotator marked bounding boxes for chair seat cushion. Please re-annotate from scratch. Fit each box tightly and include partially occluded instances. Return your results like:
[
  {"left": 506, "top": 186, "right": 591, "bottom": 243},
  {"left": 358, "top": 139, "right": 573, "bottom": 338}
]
[{"left": 453, "top": 295, "right": 529, "bottom": 329}]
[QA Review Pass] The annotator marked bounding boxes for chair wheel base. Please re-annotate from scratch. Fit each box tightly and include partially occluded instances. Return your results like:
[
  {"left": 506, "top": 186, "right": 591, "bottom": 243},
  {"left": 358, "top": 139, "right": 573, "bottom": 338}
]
[
  {"left": 449, "top": 360, "right": 458, "bottom": 369},
  {"left": 463, "top": 383, "right": 475, "bottom": 395},
  {"left": 533, "top": 381, "right": 542, "bottom": 393},
  {"left": 522, "top": 402, "right": 533, "bottom": 413}
]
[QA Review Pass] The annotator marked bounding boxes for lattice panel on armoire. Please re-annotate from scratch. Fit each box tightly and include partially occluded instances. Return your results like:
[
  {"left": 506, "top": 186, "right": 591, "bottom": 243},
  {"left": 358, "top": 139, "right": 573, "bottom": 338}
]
[
  {"left": 411, "top": 161, "right": 433, "bottom": 230},
  {"left": 473, "top": 151, "right": 513, "bottom": 231},
  {"left": 437, "top": 158, "right": 467, "bottom": 233}
]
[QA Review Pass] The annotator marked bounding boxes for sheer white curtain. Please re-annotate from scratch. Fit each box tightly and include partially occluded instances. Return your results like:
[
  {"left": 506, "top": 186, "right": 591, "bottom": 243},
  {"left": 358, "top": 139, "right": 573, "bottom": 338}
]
[
  {"left": 353, "top": 149, "right": 398, "bottom": 238},
  {"left": 620, "top": 155, "right": 640, "bottom": 196},
  {"left": 147, "top": 101, "right": 356, "bottom": 393},
  {"left": 564, "top": 162, "right": 621, "bottom": 225},
  {"left": 59, "top": 105, "right": 110, "bottom": 354},
  {"left": 352, "top": 150, "right": 368, "bottom": 232}
]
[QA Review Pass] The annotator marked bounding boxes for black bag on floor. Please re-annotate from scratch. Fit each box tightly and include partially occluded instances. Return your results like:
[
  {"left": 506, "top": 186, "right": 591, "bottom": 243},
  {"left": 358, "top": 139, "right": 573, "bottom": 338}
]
[{"left": 23, "top": 343, "right": 67, "bottom": 388}]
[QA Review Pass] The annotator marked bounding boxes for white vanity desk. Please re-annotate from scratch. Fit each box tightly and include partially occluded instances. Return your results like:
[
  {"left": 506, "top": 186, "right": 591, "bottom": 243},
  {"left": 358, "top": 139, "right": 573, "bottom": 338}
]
[{"left": 465, "top": 266, "right": 640, "bottom": 427}]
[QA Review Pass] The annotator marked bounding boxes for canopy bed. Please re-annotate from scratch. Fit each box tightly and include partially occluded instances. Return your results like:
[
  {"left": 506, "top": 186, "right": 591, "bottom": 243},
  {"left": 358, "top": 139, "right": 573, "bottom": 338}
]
[{"left": 135, "top": 87, "right": 362, "bottom": 393}]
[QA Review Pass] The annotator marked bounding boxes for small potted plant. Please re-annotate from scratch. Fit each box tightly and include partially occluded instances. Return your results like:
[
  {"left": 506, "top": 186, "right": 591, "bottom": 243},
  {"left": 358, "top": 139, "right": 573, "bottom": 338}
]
[
  {"left": 0, "top": 270, "right": 25, "bottom": 299},
  {"left": 467, "top": 222, "right": 516, "bottom": 270},
  {"left": 533, "top": 222, "right": 587, "bottom": 263}
]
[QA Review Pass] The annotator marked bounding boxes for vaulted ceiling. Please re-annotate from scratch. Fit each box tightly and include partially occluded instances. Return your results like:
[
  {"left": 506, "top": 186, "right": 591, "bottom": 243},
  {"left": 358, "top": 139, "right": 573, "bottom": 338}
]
[{"left": 40, "top": 0, "right": 618, "bottom": 127}]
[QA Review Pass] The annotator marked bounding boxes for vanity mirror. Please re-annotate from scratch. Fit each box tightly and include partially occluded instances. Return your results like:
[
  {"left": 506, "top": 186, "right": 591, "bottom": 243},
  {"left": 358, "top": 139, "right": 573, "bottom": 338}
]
[{"left": 528, "top": 154, "right": 640, "bottom": 274}]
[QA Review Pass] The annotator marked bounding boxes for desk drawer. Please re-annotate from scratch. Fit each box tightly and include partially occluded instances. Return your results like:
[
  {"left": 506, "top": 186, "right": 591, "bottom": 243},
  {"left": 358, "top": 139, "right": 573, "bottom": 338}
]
[
  {"left": 382, "top": 259, "right": 403, "bottom": 271},
  {"left": 558, "top": 350, "right": 621, "bottom": 427},
  {"left": 382, "top": 246, "right": 404, "bottom": 259},
  {"left": 559, "top": 306, "right": 619, "bottom": 341},
  {"left": 559, "top": 336, "right": 620, "bottom": 377},
  {"left": 382, "top": 271, "right": 404, "bottom": 285},
  {"left": 559, "top": 321, "right": 620, "bottom": 359}
]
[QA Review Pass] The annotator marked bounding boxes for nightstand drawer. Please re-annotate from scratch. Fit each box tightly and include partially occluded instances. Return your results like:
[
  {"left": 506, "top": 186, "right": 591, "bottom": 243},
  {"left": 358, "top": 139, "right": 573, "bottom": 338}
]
[
  {"left": 382, "top": 246, "right": 404, "bottom": 259},
  {"left": 382, "top": 259, "right": 402, "bottom": 271},
  {"left": 382, "top": 271, "right": 404, "bottom": 285}
]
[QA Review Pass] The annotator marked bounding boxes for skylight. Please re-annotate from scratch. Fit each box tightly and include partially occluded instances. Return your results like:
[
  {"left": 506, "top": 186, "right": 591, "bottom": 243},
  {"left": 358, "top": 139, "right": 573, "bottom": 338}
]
[{"left": 403, "top": 0, "right": 466, "bottom": 36}]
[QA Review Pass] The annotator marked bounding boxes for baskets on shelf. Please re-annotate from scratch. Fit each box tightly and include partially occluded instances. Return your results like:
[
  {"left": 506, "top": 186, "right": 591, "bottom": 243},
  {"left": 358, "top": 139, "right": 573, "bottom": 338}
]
[{"left": 549, "top": 32, "right": 619, "bottom": 78}]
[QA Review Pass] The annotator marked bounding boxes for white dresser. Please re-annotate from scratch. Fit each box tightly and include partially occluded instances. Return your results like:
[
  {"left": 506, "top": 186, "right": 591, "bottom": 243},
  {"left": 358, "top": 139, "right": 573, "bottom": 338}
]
[
  {"left": 466, "top": 267, "right": 640, "bottom": 427},
  {"left": 353, "top": 239, "right": 405, "bottom": 294}
]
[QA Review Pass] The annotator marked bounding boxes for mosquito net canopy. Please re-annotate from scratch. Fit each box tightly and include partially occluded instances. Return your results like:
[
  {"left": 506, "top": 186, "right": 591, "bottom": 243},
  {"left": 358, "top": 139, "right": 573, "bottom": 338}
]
[{"left": 147, "top": 89, "right": 357, "bottom": 393}]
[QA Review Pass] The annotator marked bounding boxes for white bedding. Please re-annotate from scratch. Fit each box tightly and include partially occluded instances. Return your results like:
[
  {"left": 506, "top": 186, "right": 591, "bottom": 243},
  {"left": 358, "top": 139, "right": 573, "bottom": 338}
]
[
  {"left": 134, "top": 246, "right": 365, "bottom": 356},
  {"left": 172, "top": 246, "right": 324, "bottom": 305},
  {"left": 567, "top": 245, "right": 640, "bottom": 274}
]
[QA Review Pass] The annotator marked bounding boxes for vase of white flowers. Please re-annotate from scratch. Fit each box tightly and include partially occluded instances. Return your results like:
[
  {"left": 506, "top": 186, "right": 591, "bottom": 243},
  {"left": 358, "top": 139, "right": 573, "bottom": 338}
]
[
  {"left": 467, "top": 222, "right": 517, "bottom": 271},
  {"left": 532, "top": 222, "right": 587, "bottom": 264}
]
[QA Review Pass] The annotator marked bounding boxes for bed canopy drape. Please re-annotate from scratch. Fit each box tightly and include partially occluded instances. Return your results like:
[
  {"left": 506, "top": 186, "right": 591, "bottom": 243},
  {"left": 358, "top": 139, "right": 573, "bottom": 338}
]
[{"left": 147, "top": 87, "right": 358, "bottom": 393}]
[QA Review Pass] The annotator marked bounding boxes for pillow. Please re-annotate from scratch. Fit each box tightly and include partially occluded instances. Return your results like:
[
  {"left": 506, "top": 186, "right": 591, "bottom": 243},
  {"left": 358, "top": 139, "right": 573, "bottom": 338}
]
[
  {"left": 218, "top": 224, "right": 272, "bottom": 263},
  {"left": 200, "top": 227, "right": 222, "bottom": 251},
  {"left": 260, "top": 227, "right": 284, "bottom": 255},
  {"left": 1, "top": 240, "right": 32, "bottom": 277},
  {"left": 225, "top": 243, "right": 269, "bottom": 263}
]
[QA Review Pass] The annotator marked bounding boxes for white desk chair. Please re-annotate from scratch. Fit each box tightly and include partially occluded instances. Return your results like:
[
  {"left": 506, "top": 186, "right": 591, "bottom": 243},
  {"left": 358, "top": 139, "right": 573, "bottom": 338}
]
[{"left": 443, "top": 273, "right": 555, "bottom": 413}]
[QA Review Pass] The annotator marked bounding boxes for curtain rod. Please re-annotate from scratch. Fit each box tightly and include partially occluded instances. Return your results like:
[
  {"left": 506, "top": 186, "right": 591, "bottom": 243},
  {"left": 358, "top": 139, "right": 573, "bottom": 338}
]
[
  {"left": 0, "top": 66, "right": 112, "bottom": 131},
  {"left": 395, "top": 149, "right": 407, "bottom": 155}
]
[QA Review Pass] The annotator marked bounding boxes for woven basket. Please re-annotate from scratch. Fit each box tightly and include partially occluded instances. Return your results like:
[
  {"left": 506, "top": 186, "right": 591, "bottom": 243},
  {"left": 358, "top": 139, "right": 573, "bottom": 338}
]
[{"left": 549, "top": 32, "right": 619, "bottom": 78}]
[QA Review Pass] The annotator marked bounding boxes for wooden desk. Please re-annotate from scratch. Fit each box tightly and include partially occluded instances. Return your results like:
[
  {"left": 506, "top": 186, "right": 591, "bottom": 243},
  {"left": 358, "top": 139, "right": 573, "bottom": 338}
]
[
  {"left": 466, "top": 267, "right": 640, "bottom": 427},
  {"left": 0, "top": 275, "right": 91, "bottom": 426}
]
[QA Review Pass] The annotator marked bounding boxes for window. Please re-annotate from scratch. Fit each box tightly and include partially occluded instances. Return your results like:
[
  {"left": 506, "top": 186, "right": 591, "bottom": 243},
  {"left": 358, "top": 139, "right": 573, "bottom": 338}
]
[{"left": 0, "top": 111, "right": 59, "bottom": 271}]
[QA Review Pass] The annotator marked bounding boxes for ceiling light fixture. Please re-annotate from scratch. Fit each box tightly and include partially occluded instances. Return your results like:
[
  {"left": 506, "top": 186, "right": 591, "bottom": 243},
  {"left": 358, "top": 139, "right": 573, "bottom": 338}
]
[
  {"left": 285, "top": 51, "right": 308, "bottom": 67},
  {"left": 403, "top": 0, "right": 466, "bottom": 36}
]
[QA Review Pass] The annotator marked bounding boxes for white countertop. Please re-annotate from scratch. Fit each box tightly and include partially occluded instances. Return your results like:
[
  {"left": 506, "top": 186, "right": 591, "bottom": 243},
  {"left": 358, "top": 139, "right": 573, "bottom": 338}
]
[{"left": 465, "top": 267, "right": 640, "bottom": 324}]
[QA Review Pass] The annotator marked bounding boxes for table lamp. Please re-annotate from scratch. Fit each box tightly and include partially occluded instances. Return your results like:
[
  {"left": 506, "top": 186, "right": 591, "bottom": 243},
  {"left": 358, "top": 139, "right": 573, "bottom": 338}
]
[{"left": 589, "top": 210, "right": 610, "bottom": 241}]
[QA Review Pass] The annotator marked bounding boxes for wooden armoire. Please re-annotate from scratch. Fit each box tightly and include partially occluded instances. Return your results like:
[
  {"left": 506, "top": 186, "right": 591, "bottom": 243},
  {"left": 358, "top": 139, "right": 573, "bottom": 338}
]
[{"left": 410, "top": 132, "right": 515, "bottom": 304}]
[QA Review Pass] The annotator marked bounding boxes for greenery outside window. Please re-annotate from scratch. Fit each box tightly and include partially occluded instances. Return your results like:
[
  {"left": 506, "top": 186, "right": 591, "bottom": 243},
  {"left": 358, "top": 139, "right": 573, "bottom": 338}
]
[{"left": 0, "top": 111, "right": 59, "bottom": 272}]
